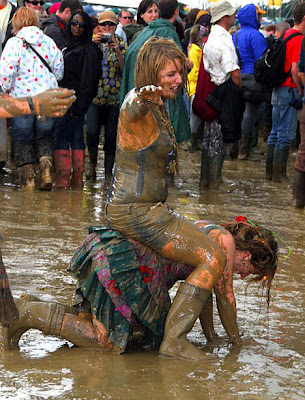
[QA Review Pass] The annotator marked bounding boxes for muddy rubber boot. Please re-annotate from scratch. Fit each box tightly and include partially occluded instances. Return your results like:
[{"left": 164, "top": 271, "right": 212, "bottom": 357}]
[
  {"left": 199, "top": 149, "right": 209, "bottom": 189},
  {"left": 39, "top": 156, "right": 53, "bottom": 191},
  {"left": 104, "top": 153, "right": 115, "bottom": 180},
  {"left": 20, "top": 292, "right": 78, "bottom": 314},
  {"left": 292, "top": 170, "right": 305, "bottom": 208},
  {"left": 209, "top": 153, "right": 225, "bottom": 189},
  {"left": 21, "top": 164, "right": 35, "bottom": 190},
  {"left": 159, "top": 282, "right": 217, "bottom": 361},
  {"left": 86, "top": 146, "right": 98, "bottom": 180},
  {"left": 187, "top": 132, "right": 199, "bottom": 153},
  {"left": 71, "top": 150, "right": 85, "bottom": 188},
  {"left": 2, "top": 298, "right": 65, "bottom": 349},
  {"left": 265, "top": 145, "right": 274, "bottom": 180},
  {"left": 272, "top": 147, "right": 289, "bottom": 183},
  {"left": 54, "top": 150, "right": 71, "bottom": 189}
]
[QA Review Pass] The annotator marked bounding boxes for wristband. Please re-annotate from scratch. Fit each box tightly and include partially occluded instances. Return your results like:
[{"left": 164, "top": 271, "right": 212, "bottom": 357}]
[{"left": 27, "top": 97, "right": 36, "bottom": 115}]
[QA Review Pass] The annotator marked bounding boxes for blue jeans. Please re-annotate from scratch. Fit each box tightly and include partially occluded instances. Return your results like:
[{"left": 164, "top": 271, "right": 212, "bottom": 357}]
[
  {"left": 10, "top": 115, "right": 54, "bottom": 167},
  {"left": 53, "top": 113, "right": 85, "bottom": 150},
  {"left": 86, "top": 104, "right": 119, "bottom": 156},
  {"left": 267, "top": 86, "right": 300, "bottom": 150}
]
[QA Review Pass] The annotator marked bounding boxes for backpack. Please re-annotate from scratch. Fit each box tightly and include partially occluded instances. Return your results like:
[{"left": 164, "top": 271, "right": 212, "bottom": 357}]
[{"left": 254, "top": 32, "right": 302, "bottom": 89}]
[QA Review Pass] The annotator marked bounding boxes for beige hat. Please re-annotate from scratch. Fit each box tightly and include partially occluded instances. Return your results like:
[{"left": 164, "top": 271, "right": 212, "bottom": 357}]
[
  {"left": 210, "top": 1, "right": 236, "bottom": 24},
  {"left": 98, "top": 11, "right": 118, "bottom": 24}
]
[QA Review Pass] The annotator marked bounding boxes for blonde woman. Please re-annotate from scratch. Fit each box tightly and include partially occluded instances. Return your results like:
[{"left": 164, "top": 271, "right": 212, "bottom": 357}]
[{"left": 0, "top": 7, "right": 63, "bottom": 190}]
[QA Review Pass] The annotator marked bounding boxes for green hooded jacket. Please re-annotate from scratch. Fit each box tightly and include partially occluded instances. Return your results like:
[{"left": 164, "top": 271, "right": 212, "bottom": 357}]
[{"left": 120, "top": 18, "right": 190, "bottom": 143}]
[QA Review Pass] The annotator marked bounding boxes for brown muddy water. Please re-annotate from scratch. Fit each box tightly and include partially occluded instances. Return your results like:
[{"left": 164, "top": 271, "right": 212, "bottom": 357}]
[{"left": 0, "top": 143, "right": 304, "bottom": 400}]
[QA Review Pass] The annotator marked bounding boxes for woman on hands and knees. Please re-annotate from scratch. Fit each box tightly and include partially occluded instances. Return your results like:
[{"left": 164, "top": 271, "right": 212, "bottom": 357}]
[
  {"left": 2, "top": 216, "right": 277, "bottom": 358},
  {"left": 196, "top": 217, "right": 277, "bottom": 346}
]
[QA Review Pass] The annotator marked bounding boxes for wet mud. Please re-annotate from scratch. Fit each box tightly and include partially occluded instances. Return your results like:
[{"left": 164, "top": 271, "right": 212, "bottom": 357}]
[{"left": 0, "top": 143, "right": 305, "bottom": 399}]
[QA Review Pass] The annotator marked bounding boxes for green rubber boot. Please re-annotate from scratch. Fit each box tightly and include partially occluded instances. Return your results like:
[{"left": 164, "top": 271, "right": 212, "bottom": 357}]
[{"left": 159, "top": 282, "right": 217, "bottom": 361}]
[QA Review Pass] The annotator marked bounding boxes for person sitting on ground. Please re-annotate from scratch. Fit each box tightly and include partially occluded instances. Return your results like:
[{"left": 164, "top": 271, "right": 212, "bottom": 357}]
[{"left": 2, "top": 216, "right": 277, "bottom": 358}]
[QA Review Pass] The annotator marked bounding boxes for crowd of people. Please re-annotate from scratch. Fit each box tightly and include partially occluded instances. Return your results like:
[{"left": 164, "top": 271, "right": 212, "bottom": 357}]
[{"left": 0, "top": 0, "right": 285, "bottom": 361}]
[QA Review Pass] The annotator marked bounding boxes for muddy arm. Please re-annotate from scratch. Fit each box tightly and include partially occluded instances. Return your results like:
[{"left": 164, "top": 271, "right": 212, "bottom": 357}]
[
  {"left": 199, "top": 294, "right": 218, "bottom": 342},
  {"left": 0, "top": 89, "right": 76, "bottom": 120}
]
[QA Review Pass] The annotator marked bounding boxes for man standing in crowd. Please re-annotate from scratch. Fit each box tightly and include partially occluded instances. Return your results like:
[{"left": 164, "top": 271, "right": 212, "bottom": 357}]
[
  {"left": 115, "top": 8, "right": 132, "bottom": 43},
  {"left": 266, "top": 2, "right": 305, "bottom": 183},
  {"left": 233, "top": 4, "right": 266, "bottom": 161},
  {"left": 201, "top": 0, "right": 242, "bottom": 188},
  {"left": 41, "top": 0, "right": 82, "bottom": 50},
  {"left": 120, "top": 0, "right": 190, "bottom": 144}
]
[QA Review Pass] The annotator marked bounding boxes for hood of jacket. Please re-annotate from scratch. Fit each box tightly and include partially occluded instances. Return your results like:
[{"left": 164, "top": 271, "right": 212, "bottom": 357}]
[
  {"left": 237, "top": 4, "right": 260, "bottom": 30},
  {"left": 41, "top": 13, "right": 58, "bottom": 28},
  {"left": 16, "top": 26, "right": 45, "bottom": 45},
  {"left": 147, "top": 18, "right": 174, "bottom": 30}
]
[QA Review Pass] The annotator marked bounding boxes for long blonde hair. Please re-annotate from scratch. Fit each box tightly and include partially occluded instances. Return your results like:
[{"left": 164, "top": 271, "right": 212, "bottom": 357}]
[{"left": 134, "top": 36, "right": 188, "bottom": 92}]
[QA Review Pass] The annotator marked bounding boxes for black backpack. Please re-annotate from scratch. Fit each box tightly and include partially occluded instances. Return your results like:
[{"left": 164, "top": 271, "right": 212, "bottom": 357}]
[{"left": 254, "top": 32, "right": 302, "bottom": 89}]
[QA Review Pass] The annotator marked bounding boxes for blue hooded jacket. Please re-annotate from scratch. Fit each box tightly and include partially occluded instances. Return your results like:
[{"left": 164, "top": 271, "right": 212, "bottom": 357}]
[{"left": 233, "top": 4, "right": 267, "bottom": 74}]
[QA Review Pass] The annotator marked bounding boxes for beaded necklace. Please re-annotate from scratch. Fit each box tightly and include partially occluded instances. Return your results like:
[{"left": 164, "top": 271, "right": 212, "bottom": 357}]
[{"left": 154, "top": 105, "right": 178, "bottom": 174}]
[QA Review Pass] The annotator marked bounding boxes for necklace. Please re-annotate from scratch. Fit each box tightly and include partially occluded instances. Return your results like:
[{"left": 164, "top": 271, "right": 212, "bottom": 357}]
[{"left": 154, "top": 105, "right": 178, "bottom": 174}]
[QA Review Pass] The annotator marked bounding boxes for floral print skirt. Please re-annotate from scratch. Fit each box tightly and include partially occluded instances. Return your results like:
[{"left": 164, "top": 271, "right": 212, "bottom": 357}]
[{"left": 69, "top": 226, "right": 195, "bottom": 352}]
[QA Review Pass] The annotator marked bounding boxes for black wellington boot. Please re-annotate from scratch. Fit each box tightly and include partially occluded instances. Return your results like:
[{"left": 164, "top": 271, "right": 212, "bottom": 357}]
[
  {"left": 199, "top": 149, "right": 209, "bottom": 189},
  {"left": 272, "top": 147, "right": 289, "bottom": 183},
  {"left": 292, "top": 170, "right": 305, "bottom": 208},
  {"left": 265, "top": 145, "right": 275, "bottom": 180},
  {"left": 209, "top": 153, "right": 225, "bottom": 189}
]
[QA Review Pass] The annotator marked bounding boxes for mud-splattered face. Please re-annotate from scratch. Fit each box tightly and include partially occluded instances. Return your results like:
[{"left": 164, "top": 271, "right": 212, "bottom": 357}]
[
  {"left": 158, "top": 58, "right": 183, "bottom": 100},
  {"left": 233, "top": 251, "right": 256, "bottom": 279}
]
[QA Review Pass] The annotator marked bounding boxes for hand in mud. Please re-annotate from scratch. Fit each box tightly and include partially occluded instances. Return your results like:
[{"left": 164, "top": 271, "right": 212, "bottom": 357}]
[
  {"left": 240, "top": 335, "right": 258, "bottom": 346},
  {"left": 138, "top": 85, "right": 163, "bottom": 106},
  {"left": 33, "top": 88, "right": 76, "bottom": 119},
  {"left": 229, "top": 335, "right": 257, "bottom": 347}
]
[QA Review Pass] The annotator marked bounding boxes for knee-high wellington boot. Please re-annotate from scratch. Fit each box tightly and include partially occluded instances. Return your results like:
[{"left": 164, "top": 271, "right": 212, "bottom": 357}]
[
  {"left": 2, "top": 298, "right": 102, "bottom": 350},
  {"left": 71, "top": 150, "right": 85, "bottom": 188},
  {"left": 292, "top": 170, "right": 305, "bottom": 208},
  {"left": 54, "top": 150, "right": 71, "bottom": 189},
  {"left": 273, "top": 147, "right": 289, "bottom": 183},
  {"left": 159, "top": 282, "right": 217, "bottom": 360},
  {"left": 265, "top": 145, "right": 274, "bottom": 180},
  {"left": 86, "top": 146, "right": 98, "bottom": 180},
  {"left": 199, "top": 149, "right": 209, "bottom": 188}
]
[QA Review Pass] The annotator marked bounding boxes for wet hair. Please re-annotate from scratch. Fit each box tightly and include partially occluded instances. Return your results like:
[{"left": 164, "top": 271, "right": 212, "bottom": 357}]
[
  {"left": 134, "top": 36, "right": 188, "bottom": 91},
  {"left": 12, "top": 7, "right": 40, "bottom": 34},
  {"left": 293, "top": 2, "right": 305, "bottom": 25},
  {"left": 137, "top": 0, "right": 159, "bottom": 26},
  {"left": 159, "top": 0, "right": 178, "bottom": 20},
  {"left": 67, "top": 11, "right": 93, "bottom": 44},
  {"left": 221, "top": 220, "right": 278, "bottom": 304}
]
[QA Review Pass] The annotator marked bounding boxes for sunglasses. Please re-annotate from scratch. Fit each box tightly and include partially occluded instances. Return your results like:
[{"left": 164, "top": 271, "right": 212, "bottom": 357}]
[
  {"left": 70, "top": 20, "right": 87, "bottom": 29},
  {"left": 99, "top": 21, "right": 116, "bottom": 27},
  {"left": 122, "top": 16, "right": 132, "bottom": 19},
  {"left": 27, "top": 0, "right": 44, "bottom": 5}
]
